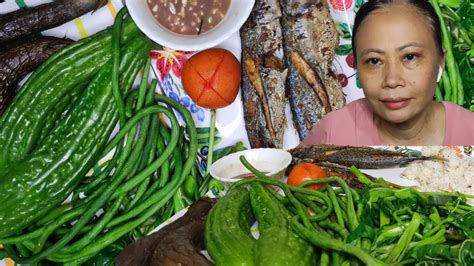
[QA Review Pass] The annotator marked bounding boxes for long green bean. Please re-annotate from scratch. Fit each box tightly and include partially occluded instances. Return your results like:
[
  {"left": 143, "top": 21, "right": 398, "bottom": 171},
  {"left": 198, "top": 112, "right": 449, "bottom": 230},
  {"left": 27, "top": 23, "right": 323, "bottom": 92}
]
[
  {"left": 319, "top": 219, "right": 350, "bottom": 239},
  {"left": 106, "top": 150, "right": 182, "bottom": 229},
  {"left": 300, "top": 178, "right": 359, "bottom": 231},
  {"left": 290, "top": 217, "right": 384, "bottom": 266},
  {"left": 45, "top": 96, "right": 197, "bottom": 263},
  {"left": 59, "top": 195, "right": 125, "bottom": 253},
  {"left": 327, "top": 187, "right": 345, "bottom": 228},
  {"left": 4, "top": 106, "right": 179, "bottom": 264},
  {"left": 128, "top": 81, "right": 159, "bottom": 209},
  {"left": 430, "top": 0, "right": 462, "bottom": 104},
  {"left": 78, "top": 90, "right": 142, "bottom": 195},
  {"left": 320, "top": 251, "right": 330, "bottom": 266},
  {"left": 112, "top": 8, "right": 127, "bottom": 125},
  {"left": 332, "top": 251, "right": 343, "bottom": 266},
  {"left": 295, "top": 193, "right": 333, "bottom": 221}
]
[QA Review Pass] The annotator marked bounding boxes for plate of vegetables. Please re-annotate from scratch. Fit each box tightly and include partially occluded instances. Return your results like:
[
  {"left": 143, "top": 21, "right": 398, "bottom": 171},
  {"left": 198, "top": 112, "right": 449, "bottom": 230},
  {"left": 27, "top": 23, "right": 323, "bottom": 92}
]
[{"left": 116, "top": 155, "right": 474, "bottom": 265}]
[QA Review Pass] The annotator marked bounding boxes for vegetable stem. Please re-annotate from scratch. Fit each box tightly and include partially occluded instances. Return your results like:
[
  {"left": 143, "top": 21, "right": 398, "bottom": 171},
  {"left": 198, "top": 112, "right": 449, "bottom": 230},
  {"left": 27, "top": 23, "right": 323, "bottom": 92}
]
[
  {"left": 205, "top": 109, "right": 216, "bottom": 177},
  {"left": 386, "top": 212, "right": 422, "bottom": 263},
  {"left": 290, "top": 217, "right": 385, "bottom": 266}
]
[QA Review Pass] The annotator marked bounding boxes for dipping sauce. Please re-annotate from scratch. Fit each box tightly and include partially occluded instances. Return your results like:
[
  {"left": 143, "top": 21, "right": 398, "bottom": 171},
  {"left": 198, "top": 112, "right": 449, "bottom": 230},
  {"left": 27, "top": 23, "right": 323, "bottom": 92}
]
[
  {"left": 147, "top": 0, "right": 231, "bottom": 35},
  {"left": 232, "top": 172, "right": 269, "bottom": 179}
]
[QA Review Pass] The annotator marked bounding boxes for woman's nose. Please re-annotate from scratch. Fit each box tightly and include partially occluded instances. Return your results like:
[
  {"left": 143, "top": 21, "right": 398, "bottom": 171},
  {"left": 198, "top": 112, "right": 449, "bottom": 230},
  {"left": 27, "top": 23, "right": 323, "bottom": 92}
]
[{"left": 382, "top": 61, "right": 405, "bottom": 89}]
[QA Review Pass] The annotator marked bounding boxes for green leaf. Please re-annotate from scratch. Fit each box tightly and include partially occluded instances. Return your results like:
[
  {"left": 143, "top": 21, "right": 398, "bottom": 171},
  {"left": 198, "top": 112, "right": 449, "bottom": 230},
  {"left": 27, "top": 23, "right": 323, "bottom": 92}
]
[
  {"left": 449, "top": 212, "right": 474, "bottom": 238},
  {"left": 457, "top": 0, "right": 474, "bottom": 31},
  {"left": 213, "top": 141, "right": 246, "bottom": 162},
  {"left": 347, "top": 223, "right": 376, "bottom": 243},
  {"left": 336, "top": 44, "right": 353, "bottom": 56},
  {"left": 439, "top": 0, "right": 462, "bottom": 9},
  {"left": 369, "top": 189, "right": 394, "bottom": 204},
  {"left": 459, "top": 239, "right": 474, "bottom": 266},
  {"left": 394, "top": 188, "right": 417, "bottom": 200},
  {"left": 84, "top": 234, "right": 132, "bottom": 266},
  {"left": 409, "top": 244, "right": 458, "bottom": 262},
  {"left": 457, "top": 54, "right": 474, "bottom": 109},
  {"left": 387, "top": 213, "right": 423, "bottom": 263},
  {"left": 209, "top": 179, "right": 225, "bottom": 197},
  {"left": 337, "top": 22, "right": 352, "bottom": 40}
]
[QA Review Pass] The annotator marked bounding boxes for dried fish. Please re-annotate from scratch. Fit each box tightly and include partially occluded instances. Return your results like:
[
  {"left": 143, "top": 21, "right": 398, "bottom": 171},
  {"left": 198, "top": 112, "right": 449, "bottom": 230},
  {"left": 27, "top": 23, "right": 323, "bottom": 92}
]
[
  {"left": 240, "top": 0, "right": 346, "bottom": 147},
  {"left": 282, "top": 0, "right": 319, "bottom": 17},
  {"left": 289, "top": 145, "right": 434, "bottom": 169},
  {"left": 251, "top": 0, "right": 282, "bottom": 25},
  {"left": 284, "top": 57, "right": 325, "bottom": 139},
  {"left": 241, "top": 0, "right": 287, "bottom": 148},
  {"left": 281, "top": 0, "right": 345, "bottom": 139}
]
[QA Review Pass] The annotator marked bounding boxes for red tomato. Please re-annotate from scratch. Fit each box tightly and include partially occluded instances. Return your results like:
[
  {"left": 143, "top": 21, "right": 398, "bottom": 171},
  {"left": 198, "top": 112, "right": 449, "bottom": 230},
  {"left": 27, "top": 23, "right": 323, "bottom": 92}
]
[
  {"left": 182, "top": 48, "right": 241, "bottom": 109},
  {"left": 287, "top": 163, "right": 328, "bottom": 190}
]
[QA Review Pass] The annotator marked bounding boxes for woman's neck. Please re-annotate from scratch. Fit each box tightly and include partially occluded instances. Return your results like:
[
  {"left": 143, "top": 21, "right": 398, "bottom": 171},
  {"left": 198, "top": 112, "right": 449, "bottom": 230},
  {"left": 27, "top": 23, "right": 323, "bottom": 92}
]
[{"left": 375, "top": 102, "right": 445, "bottom": 145}]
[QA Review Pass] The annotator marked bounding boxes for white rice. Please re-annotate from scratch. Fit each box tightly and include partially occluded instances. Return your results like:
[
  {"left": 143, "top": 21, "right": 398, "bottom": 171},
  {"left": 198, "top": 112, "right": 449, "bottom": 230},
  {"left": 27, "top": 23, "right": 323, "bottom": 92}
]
[{"left": 400, "top": 146, "right": 474, "bottom": 198}]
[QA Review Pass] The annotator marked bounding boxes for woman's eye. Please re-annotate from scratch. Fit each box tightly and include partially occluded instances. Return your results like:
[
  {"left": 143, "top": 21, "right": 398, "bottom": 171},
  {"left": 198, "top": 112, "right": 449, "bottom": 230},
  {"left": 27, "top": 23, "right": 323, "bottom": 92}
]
[
  {"left": 367, "top": 58, "right": 380, "bottom": 65},
  {"left": 404, "top": 54, "right": 417, "bottom": 61}
]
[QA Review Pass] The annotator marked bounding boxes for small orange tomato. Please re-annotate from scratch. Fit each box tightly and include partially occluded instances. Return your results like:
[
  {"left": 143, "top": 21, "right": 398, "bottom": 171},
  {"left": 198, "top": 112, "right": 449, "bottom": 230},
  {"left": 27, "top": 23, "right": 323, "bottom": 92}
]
[
  {"left": 287, "top": 162, "right": 327, "bottom": 190},
  {"left": 182, "top": 48, "right": 241, "bottom": 109}
]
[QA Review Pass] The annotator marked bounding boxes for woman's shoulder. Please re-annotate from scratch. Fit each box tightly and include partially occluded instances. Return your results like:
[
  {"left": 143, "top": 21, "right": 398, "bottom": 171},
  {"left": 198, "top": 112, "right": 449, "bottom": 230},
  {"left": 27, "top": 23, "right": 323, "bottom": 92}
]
[
  {"left": 301, "top": 98, "right": 377, "bottom": 145},
  {"left": 442, "top": 101, "right": 474, "bottom": 124},
  {"left": 442, "top": 101, "right": 474, "bottom": 145},
  {"left": 322, "top": 98, "right": 371, "bottom": 121},
  {"left": 443, "top": 101, "right": 474, "bottom": 116}
]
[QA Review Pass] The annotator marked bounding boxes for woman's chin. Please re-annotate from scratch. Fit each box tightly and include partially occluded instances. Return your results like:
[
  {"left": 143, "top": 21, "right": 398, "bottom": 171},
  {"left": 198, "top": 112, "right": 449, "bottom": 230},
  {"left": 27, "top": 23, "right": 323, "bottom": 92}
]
[{"left": 378, "top": 109, "right": 414, "bottom": 125}]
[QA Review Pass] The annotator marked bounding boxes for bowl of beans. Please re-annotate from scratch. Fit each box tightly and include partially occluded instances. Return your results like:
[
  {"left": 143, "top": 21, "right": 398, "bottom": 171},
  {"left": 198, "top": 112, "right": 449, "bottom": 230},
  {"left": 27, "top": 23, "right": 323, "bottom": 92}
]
[{"left": 126, "top": 0, "right": 255, "bottom": 51}]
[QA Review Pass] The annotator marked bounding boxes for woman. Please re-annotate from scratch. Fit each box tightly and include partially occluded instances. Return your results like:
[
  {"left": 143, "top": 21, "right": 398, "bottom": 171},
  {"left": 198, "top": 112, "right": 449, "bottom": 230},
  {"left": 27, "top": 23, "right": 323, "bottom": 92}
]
[{"left": 302, "top": 0, "right": 473, "bottom": 146}]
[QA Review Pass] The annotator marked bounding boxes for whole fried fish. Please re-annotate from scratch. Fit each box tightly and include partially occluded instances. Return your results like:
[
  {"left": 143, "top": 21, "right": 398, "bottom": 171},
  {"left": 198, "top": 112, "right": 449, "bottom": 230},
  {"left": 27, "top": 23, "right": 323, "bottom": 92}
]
[
  {"left": 281, "top": 0, "right": 345, "bottom": 139},
  {"left": 289, "top": 145, "right": 434, "bottom": 169},
  {"left": 241, "top": 0, "right": 288, "bottom": 148}
]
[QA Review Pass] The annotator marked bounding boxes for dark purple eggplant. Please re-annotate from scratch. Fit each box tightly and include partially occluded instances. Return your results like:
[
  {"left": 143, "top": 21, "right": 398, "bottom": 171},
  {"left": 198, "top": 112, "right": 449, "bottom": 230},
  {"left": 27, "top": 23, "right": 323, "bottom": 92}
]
[
  {"left": 116, "top": 198, "right": 216, "bottom": 266},
  {"left": 0, "top": 36, "right": 72, "bottom": 113},
  {"left": 0, "top": 0, "right": 107, "bottom": 44}
]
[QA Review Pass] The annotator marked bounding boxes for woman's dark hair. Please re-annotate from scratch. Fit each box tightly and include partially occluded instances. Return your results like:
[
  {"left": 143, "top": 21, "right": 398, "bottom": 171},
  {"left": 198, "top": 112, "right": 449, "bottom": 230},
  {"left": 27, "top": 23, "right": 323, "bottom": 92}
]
[{"left": 351, "top": 0, "right": 443, "bottom": 64}]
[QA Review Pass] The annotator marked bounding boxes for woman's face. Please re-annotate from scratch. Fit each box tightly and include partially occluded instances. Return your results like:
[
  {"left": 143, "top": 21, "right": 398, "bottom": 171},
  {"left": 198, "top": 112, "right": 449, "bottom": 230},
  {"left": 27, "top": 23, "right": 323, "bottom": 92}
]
[{"left": 355, "top": 4, "right": 443, "bottom": 124}]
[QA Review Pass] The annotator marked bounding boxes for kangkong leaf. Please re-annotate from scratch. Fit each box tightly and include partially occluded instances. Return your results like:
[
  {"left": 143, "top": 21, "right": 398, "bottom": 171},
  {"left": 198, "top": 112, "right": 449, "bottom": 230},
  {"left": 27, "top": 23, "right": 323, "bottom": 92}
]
[
  {"left": 459, "top": 239, "right": 474, "bottom": 266},
  {"left": 409, "top": 244, "right": 458, "bottom": 262}
]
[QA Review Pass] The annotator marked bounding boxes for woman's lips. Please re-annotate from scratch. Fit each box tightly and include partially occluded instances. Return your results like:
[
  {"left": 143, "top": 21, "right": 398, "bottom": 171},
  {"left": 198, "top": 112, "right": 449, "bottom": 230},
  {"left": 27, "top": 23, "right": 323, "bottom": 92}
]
[{"left": 381, "top": 98, "right": 411, "bottom": 110}]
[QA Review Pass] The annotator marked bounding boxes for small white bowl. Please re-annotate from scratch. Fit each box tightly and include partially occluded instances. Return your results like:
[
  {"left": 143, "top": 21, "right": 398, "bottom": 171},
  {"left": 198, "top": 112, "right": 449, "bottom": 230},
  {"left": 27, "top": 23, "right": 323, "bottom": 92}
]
[
  {"left": 209, "top": 148, "right": 292, "bottom": 187},
  {"left": 126, "top": 0, "right": 255, "bottom": 51}
]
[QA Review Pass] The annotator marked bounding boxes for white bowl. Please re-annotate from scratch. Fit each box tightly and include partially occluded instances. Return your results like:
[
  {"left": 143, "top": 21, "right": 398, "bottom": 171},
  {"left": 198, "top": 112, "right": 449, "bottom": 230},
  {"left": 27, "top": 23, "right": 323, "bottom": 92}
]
[
  {"left": 126, "top": 0, "right": 255, "bottom": 51},
  {"left": 209, "top": 148, "right": 292, "bottom": 187}
]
